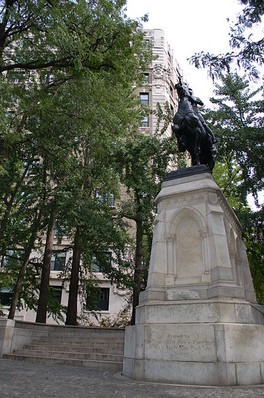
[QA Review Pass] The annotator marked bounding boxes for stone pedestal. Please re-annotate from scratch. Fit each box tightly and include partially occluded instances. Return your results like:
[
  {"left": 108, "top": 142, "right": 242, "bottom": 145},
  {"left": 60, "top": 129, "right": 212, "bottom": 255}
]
[
  {"left": 123, "top": 166, "right": 264, "bottom": 386},
  {"left": 0, "top": 318, "right": 15, "bottom": 357}
]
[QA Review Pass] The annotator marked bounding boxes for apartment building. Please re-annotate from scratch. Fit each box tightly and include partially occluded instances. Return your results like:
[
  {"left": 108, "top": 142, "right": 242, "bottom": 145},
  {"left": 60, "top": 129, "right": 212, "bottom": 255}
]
[
  {"left": 0, "top": 29, "right": 181, "bottom": 325},
  {"left": 139, "top": 29, "right": 179, "bottom": 135}
]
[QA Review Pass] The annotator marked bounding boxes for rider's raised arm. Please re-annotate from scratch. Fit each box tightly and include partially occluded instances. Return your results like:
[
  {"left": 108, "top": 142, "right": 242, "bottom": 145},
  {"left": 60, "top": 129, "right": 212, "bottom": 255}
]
[{"left": 191, "top": 96, "right": 204, "bottom": 106}]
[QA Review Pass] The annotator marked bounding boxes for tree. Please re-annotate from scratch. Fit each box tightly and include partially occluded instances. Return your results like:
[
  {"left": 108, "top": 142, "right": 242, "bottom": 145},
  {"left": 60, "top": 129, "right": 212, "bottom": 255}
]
[
  {"left": 0, "top": 0, "right": 149, "bottom": 76},
  {"left": 245, "top": 209, "right": 264, "bottom": 303},
  {"left": 113, "top": 109, "right": 177, "bottom": 324},
  {"left": 188, "top": 0, "right": 263, "bottom": 303},
  {"left": 204, "top": 72, "right": 264, "bottom": 302},
  {"left": 207, "top": 73, "right": 264, "bottom": 205},
  {"left": 63, "top": 73, "right": 143, "bottom": 325},
  {"left": 0, "top": 0, "right": 151, "bottom": 320},
  {"left": 35, "top": 206, "right": 56, "bottom": 323},
  {"left": 8, "top": 203, "right": 43, "bottom": 319}
]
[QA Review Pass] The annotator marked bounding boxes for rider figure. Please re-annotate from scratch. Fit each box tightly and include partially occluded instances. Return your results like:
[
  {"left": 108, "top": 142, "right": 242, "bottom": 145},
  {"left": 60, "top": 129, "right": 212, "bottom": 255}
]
[
  {"left": 172, "top": 81, "right": 217, "bottom": 171},
  {"left": 187, "top": 88, "right": 217, "bottom": 144}
]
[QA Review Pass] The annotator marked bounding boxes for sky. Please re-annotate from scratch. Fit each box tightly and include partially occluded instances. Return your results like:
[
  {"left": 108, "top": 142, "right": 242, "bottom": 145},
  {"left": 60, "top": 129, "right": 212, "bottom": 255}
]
[{"left": 126, "top": 0, "right": 242, "bottom": 106}]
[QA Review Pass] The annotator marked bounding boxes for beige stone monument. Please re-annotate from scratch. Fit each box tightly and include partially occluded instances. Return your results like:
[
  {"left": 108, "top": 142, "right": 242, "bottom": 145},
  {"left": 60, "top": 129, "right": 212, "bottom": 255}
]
[{"left": 123, "top": 166, "right": 264, "bottom": 386}]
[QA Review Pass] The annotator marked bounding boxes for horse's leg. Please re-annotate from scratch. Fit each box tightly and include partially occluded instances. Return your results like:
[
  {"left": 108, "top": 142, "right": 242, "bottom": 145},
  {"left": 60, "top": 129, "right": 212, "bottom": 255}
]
[
  {"left": 207, "top": 142, "right": 217, "bottom": 171},
  {"left": 172, "top": 124, "right": 187, "bottom": 152},
  {"left": 191, "top": 128, "right": 201, "bottom": 166}
]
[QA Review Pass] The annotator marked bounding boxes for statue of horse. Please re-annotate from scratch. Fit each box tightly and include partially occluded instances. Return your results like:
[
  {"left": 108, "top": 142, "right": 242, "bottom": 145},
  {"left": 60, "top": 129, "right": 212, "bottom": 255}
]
[{"left": 172, "top": 82, "right": 216, "bottom": 171}]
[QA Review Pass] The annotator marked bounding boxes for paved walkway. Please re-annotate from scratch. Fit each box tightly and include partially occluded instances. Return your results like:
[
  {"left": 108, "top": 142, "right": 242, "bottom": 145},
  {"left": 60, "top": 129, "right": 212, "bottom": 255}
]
[{"left": 1, "top": 359, "right": 264, "bottom": 397}]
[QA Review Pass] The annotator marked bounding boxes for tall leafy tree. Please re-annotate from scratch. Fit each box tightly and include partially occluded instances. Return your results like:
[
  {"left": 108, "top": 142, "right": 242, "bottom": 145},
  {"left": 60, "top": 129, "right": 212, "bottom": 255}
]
[
  {"left": 0, "top": 0, "right": 151, "bottom": 320},
  {"left": 114, "top": 112, "right": 177, "bottom": 325},
  {"left": 63, "top": 72, "right": 143, "bottom": 325},
  {"left": 189, "top": 0, "right": 263, "bottom": 303},
  {"left": 204, "top": 73, "right": 264, "bottom": 302},
  {"left": 208, "top": 73, "right": 264, "bottom": 205},
  {"left": 35, "top": 205, "right": 56, "bottom": 323}
]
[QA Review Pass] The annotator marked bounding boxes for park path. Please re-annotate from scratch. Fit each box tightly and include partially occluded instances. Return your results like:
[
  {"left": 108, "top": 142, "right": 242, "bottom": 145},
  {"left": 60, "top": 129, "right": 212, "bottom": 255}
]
[{"left": 1, "top": 359, "right": 264, "bottom": 397}]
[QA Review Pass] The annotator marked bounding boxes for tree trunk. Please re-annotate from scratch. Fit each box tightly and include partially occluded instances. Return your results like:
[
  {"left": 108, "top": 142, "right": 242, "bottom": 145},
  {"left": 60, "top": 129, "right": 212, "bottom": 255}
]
[
  {"left": 131, "top": 217, "right": 143, "bottom": 326},
  {"left": 8, "top": 161, "right": 48, "bottom": 320},
  {"left": 65, "top": 227, "right": 81, "bottom": 325},
  {"left": 36, "top": 208, "right": 56, "bottom": 323},
  {"left": 8, "top": 210, "right": 42, "bottom": 319},
  {"left": 0, "top": 162, "right": 31, "bottom": 252}
]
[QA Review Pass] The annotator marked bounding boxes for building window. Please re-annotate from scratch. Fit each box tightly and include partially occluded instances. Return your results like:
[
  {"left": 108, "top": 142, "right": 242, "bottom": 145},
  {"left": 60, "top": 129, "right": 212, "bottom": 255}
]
[
  {"left": 91, "top": 252, "right": 112, "bottom": 273},
  {"left": 53, "top": 223, "right": 67, "bottom": 239},
  {"left": 140, "top": 92, "right": 149, "bottom": 106},
  {"left": 142, "top": 73, "right": 149, "bottom": 84},
  {"left": 49, "top": 286, "right": 62, "bottom": 304},
  {"left": 0, "top": 249, "right": 23, "bottom": 268},
  {"left": 53, "top": 225, "right": 59, "bottom": 238},
  {"left": 45, "top": 72, "right": 55, "bottom": 87},
  {"left": 141, "top": 115, "right": 149, "bottom": 128},
  {"left": 1, "top": 253, "right": 9, "bottom": 268},
  {"left": 86, "top": 287, "right": 110, "bottom": 311},
  {"left": 7, "top": 70, "right": 25, "bottom": 85},
  {"left": 0, "top": 288, "right": 13, "bottom": 307},
  {"left": 140, "top": 93, "right": 149, "bottom": 127},
  {"left": 50, "top": 251, "right": 66, "bottom": 271},
  {"left": 95, "top": 191, "right": 115, "bottom": 207}
]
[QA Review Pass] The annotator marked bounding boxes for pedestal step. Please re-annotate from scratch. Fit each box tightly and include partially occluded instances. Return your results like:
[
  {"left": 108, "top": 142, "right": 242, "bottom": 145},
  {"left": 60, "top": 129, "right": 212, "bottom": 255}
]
[{"left": 4, "top": 323, "right": 124, "bottom": 371}]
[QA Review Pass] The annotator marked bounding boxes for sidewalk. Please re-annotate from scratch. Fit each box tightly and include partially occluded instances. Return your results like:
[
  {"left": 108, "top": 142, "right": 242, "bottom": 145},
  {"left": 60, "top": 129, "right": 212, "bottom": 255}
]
[{"left": 1, "top": 359, "right": 264, "bottom": 397}]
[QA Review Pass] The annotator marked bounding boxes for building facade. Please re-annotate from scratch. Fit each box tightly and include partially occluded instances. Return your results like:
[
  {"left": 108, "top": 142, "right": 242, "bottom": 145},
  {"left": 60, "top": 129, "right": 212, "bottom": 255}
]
[{"left": 139, "top": 29, "right": 179, "bottom": 135}]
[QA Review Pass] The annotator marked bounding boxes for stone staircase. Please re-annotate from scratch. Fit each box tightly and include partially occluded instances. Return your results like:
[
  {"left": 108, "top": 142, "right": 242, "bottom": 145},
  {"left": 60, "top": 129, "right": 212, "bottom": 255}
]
[{"left": 3, "top": 322, "right": 125, "bottom": 371}]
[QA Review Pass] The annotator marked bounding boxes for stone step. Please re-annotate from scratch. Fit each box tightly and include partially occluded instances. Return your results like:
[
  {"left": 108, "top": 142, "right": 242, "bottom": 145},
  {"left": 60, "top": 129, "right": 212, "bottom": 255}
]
[
  {"left": 13, "top": 349, "right": 123, "bottom": 362},
  {"left": 32, "top": 336, "right": 124, "bottom": 346},
  {"left": 33, "top": 330, "right": 121, "bottom": 335},
  {"left": 25, "top": 343, "right": 124, "bottom": 354},
  {"left": 32, "top": 336, "right": 124, "bottom": 344},
  {"left": 6, "top": 322, "right": 125, "bottom": 370},
  {"left": 31, "top": 336, "right": 124, "bottom": 342},
  {"left": 3, "top": 353, "right": 123, "bottom": 371},
  {"left": 30, "top": 329, "right": 124, "bottom": 338},
  {"left": 15, "top": 321, "right": 124, "bottom": 334}
]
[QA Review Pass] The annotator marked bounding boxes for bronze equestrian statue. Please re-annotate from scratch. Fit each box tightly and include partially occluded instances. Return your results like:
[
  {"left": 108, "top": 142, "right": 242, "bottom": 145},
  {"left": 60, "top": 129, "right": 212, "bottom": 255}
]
[{"left": 172, "top": 82, "right": 217, "bottom": 171}]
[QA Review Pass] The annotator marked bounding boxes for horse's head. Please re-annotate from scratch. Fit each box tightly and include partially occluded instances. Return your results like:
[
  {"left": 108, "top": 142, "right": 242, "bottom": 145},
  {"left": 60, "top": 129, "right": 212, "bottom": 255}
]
[{"left": 175, "top": 82, "right": 189, "bottom": 99}]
